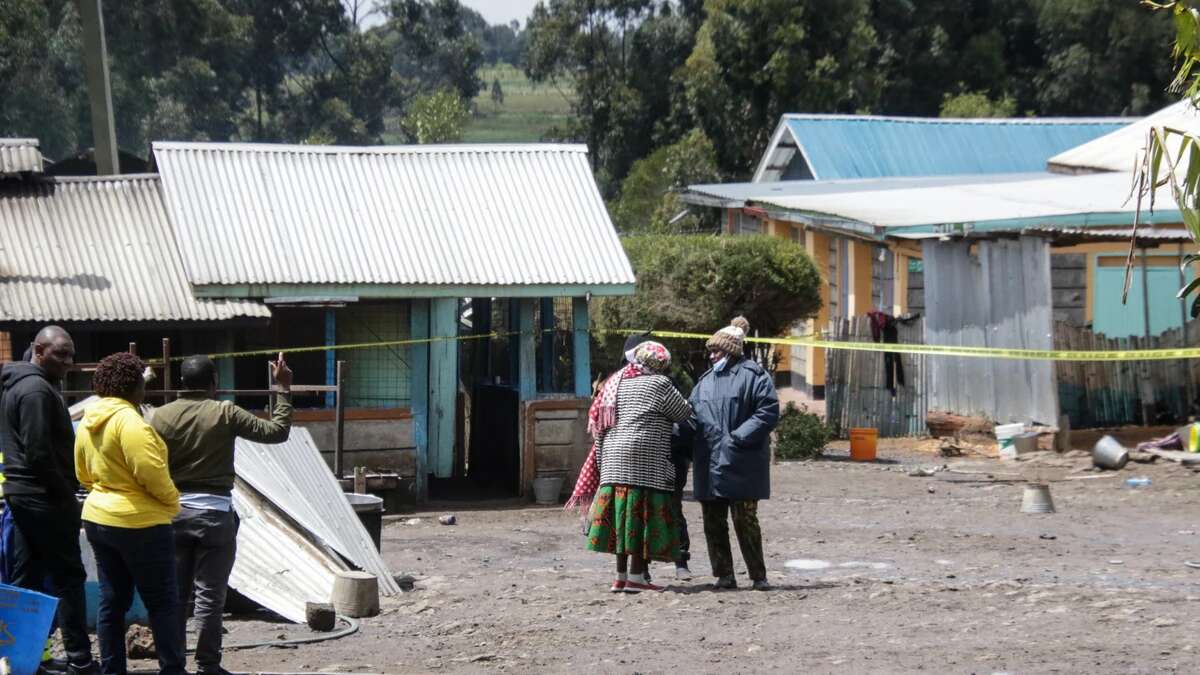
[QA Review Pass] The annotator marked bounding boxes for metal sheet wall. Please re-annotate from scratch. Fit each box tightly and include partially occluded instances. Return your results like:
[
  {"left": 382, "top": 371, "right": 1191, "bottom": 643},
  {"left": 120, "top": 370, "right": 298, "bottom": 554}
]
[{"left": 923, "top": 236, "right": 1059, "bottom": 424}]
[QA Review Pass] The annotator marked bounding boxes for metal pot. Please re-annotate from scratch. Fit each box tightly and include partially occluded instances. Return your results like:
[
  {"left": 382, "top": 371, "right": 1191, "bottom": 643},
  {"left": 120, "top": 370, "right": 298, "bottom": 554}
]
[{"left": 1092, "top": 435, "right": 1129, "bottom": 471}]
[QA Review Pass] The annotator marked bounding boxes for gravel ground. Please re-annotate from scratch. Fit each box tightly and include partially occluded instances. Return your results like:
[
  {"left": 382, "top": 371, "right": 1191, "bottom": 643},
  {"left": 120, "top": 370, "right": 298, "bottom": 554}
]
[{"left": 123, "top": 442, "right": 1200, "bottom": 674}]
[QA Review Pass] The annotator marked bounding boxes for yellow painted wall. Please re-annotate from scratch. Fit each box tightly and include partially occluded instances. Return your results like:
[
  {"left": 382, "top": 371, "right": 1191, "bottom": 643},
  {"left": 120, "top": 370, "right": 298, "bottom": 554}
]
[
  {"left": 805, "top": 229, "right": 831, "bottom": 388},
  {"left": 847, "top": 240, "right": 874, "bottom": 316}
]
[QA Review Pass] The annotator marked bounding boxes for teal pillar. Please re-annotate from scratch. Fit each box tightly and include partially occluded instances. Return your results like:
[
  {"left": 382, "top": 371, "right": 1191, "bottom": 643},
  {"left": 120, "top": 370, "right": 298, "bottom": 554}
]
[
  {"left": 409, "top": 300, "right": 430, "bottom": 500},
  {"left": 517, "top": 298, "right": 537, "bottom": 401},
  {"left": 429, "top": 298, "right": 458, "bottom": 478},
  {"left": 572, "top": 297, "right": 591, "bottom": 397},
  {"left": 324, "top": 309, "right": 336, "bottom": 408}
]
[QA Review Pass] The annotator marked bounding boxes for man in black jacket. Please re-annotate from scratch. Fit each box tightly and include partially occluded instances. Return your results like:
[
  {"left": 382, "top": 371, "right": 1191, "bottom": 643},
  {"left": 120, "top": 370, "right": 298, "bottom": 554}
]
[{"left": 1, "top": 326, "right": 96, "bottom": 673}]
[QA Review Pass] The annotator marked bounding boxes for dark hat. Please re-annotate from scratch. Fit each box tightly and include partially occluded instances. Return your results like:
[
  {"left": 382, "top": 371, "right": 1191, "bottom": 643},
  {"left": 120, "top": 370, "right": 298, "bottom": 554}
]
[{"left": 623, "top": 330, "right": 653, "bottom": 353}]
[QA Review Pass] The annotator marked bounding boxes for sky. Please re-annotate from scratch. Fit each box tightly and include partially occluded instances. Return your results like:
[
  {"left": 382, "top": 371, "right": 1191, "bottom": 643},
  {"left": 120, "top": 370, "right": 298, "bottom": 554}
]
[{"left": 460, "top": 0, "right": 541, "bottom": 26}]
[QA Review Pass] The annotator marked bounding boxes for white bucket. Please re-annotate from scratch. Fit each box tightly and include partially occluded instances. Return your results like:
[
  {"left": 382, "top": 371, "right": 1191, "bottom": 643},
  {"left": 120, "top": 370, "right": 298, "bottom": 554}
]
[{"left": 995, "top": 423, "right": 1025, "bottom": 460}]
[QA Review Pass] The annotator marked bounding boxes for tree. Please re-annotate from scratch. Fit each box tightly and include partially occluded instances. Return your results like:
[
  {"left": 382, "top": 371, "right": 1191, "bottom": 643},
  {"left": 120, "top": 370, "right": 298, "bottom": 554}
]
[
  {"left": 227, "top": 0, "right": 347, "bottom": 140},
  {"left": 385, "top": 0, "right": 485, "bottom": 103},
  {"left": 609, "top": 128, "right": 720, "bottom": 233},
  {"left": 0, "top": 0, "right": 83, "bottom": 159},
  {"left": 1134, "top": 1, "right": 1200, "bottom": 315},
  {"left": 524, "top": 1, "right": 699, "bottom": 193},
  {"left": 1033, "top": 0, "right": 1174, "bottom": 116},
  {"left": 680, "top": 0, "right": 884, "bottom": 177},
  {"left": 939, "top": 90, "right": 1018, "bottom": 118},
  {"left": 490, "top": 77, "right": 505, "bottom": 110},
  {"left": 402, "top": 89, "right": 470, "bottom": 143},
  {"left": 592, "top": 234, "right": 822, "bottom": 381}
]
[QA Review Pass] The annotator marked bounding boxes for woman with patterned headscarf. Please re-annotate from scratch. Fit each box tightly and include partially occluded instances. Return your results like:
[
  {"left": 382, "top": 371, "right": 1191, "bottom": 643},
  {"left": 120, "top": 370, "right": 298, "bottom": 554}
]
[{"left": 585, "top": 341, "right": 693, "bottom": 593}]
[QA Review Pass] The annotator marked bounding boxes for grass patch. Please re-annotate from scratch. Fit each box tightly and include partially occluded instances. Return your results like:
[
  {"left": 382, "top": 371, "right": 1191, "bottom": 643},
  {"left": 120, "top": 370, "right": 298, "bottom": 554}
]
[
  {"left": 382, "top": 63, "right": 576, "bottom": 144},
  {"left": 469, "top": 63, "right": 575, "bottom": 143}
]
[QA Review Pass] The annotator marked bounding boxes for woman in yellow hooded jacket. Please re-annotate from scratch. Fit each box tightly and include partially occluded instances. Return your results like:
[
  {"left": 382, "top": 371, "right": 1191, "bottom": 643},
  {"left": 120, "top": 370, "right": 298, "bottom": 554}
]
[{"left": 75, "top": 352, "right": 183, "bottom": 675}]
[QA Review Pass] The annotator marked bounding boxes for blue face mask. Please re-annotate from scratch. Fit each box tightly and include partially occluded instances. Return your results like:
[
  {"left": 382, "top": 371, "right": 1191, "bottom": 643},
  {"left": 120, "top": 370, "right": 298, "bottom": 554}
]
[{"left": 713, "top": 356, "right": 729, "bottom": 372}]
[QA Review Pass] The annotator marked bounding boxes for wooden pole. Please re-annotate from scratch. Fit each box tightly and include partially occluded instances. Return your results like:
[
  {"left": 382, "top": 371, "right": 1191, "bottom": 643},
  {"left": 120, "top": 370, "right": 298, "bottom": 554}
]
[
  {"left": 1140, "top": 249, "right": 1153, "bottom": 425},
  {"left": 334, "top": 360, "right": 347, "bottom": 478},
  {"left": 128, "top": 342, "right": 137, "bottom": 355},
  {"left": 161, "top": 337, "right": 172, "bottom": 401},
  {"left": 1180, "top": 243, "right": 1195, "bottom": 417},
  {"left": 267, "top": 360, "right": 277, "bottom": 413},
  {"left": 76, "top": 0, "right": 119, "bottom": 175}
]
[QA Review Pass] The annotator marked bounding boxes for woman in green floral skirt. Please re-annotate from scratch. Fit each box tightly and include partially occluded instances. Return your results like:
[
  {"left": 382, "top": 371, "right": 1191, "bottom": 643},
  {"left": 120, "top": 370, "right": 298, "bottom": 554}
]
[{"left": 586, "top": 341, "right": 693, "bottom": 593}]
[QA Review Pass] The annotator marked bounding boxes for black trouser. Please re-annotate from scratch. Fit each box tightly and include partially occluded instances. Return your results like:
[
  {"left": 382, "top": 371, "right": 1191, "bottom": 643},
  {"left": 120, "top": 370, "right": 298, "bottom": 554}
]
[
  {"left": 672, "top": 460, "right": 690, "bottom": 566},
  {"left": 84, "top": 521, "right": 185, "bottom": 675},
  {"left": 174, "top": 507, "right": 239, "bottom": 673},
  {"left": 701, "top": 498, "right": 767, "bottom": 582},
  {"left": 7, "top": 494, "right": 93, "bottom": 666}
]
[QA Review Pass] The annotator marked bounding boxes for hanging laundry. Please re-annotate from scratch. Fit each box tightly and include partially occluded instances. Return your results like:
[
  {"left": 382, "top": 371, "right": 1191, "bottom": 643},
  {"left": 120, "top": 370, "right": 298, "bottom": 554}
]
[{"left": 865, "top": 310, "right": 920, "bottom": 397}]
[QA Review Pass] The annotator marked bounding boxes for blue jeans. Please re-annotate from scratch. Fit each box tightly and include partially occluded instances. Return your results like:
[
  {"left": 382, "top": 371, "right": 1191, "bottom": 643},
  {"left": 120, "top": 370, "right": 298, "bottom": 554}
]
[{"left": 84, "top": 521, "right": 185, "bottom": 675}]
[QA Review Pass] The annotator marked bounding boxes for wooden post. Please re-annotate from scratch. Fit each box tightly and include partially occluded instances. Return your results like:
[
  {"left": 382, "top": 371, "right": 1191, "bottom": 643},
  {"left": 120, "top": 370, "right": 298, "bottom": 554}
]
[
  {"left": 128, "top": 342, "right": 137, "bottom": 355},
  {"left": 325, "top": 309, "right": 337, "bottom": 409},
  {"left": 517, "top": 299, "right": 537, "bottom": 401},
  {"left": 428, "top": 298, "right": 459, "bottom": 478},
  {"left": 1180, "top": 243, "right": 1195, "bottom": 417},
  {"left": 266, "top": 361, "right": 277, "bottom": 413},
  {"left": 353, "top": 466, "right": 367, "bottom": 495},
  {"left": 334, "top": 360, "right": 347, "bottom": 478},
  {"left": 572, "top": 297, "right": 591, "bottom": 397},
  {"left": 77, "top": 0, "right": 119, "bottom": 176},
  {"left": 161, "top": 337, "right": 172, "bottom": 401},
  {"left": 410, "top": 300, "right": 430, "bottom": 503},
  {"left": 1140, "top": 249, "right": 1154, "bottom": 425},
  {"left": 539, "top": 298, "right": 555, "bottom": 392}
]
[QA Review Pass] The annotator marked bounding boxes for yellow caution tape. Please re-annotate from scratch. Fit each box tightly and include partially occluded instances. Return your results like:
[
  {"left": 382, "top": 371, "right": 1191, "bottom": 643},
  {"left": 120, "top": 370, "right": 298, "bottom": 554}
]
[
  {"left": 139, "top": 328, "right": 1200, "bottom": 364},
  {"left": 607, "top": 329, "right": 1200, "bottom": 362}
]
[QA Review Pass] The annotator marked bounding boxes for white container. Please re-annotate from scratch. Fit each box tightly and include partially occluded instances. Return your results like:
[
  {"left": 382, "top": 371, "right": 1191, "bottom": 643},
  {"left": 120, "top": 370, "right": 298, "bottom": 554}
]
[{"left": 995, "top": 423, "right": 1025, "bottom": 460}]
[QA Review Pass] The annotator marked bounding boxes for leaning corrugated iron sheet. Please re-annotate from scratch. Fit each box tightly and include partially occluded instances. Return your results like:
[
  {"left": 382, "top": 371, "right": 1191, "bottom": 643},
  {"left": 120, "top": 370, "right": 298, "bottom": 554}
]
[
  {"left": 0, "top": 175, "right": 270, "bottom": 322},
  {"left": 152, "top": 142, "right": 635, "bottom": 288},
  {"left": 751, "top": 171, "right": 1182, "bottom": 233},
  {"left": 234, "top": 427, "right": 400, "bottom": 595},
  {"left": 1047, "top": 100, "right": 1200, "bottom": 174},
  {"left": 229, "top": 479, "right": 348, "bottom": 624},
  {"left": 0, "top": 138, "right": 43, "bottom": 174}
]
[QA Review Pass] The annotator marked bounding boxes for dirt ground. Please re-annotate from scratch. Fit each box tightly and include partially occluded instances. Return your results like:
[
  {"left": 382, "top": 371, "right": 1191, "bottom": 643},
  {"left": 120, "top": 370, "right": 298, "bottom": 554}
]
[{"left": 133, "top": 436, "right": 1200, "bottom": 675}]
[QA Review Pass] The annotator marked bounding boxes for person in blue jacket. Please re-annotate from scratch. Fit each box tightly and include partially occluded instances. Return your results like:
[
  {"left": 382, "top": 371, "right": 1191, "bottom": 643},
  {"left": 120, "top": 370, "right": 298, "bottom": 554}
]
[{"left": 684, "top": 317, "right": 779, "bottom": 591}]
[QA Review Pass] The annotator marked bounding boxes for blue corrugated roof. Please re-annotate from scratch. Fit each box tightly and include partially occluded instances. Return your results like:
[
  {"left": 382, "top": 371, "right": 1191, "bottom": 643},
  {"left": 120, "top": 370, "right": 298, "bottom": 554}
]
[{"left": 784, "top": 115, "right": 1131, "bottom": 180}]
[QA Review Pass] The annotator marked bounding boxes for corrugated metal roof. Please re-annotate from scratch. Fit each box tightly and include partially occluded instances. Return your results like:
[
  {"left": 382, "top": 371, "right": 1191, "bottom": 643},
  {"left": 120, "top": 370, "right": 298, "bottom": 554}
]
[
  {"left": 753, "top": 115, "right": 1131, "bottom": 182},
  {"left": 1024, "top": 226, "right": 1192, "bottom": 241},
  {"left": 749, "top": 171, "right": 1182, "bottom": 236},
  {"left": 1047, "top": 100, "right": 1200, "bottom": 174},
  {"left": 0, "top": 139, "right": 43, "bottom": 174},
  {"left": 234, "top": 427, "right": 401, "bottom": 596},
  {"left": 0, "top": 175, "right": 270, "bottom": 323},
  {"left": 230, "top": 479, "right": 347, "bottom": 624},
  {"left": 153, "top": 142, "right": 636, "bottom": 290},
  {"left": 682, "top": 173, "right": 1043, "bottom": 208}
]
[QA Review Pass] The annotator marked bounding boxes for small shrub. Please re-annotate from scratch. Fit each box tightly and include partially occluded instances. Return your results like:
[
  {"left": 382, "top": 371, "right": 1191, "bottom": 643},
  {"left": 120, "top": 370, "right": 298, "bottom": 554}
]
[{"left": 774, "top": 402, "right": 832, "bottom": 460}]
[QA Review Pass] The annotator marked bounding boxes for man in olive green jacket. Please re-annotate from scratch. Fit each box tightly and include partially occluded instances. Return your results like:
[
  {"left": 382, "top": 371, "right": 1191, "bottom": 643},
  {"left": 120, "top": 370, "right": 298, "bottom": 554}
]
[{"left": 150, "top": 353, "right": 293, "bottom": 675}]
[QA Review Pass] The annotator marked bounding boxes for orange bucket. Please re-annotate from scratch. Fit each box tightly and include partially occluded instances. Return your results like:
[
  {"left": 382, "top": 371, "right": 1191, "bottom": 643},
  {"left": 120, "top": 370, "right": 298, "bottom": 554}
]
[{"left": 849, "top": 428, "right": 878, "bottom": 462}]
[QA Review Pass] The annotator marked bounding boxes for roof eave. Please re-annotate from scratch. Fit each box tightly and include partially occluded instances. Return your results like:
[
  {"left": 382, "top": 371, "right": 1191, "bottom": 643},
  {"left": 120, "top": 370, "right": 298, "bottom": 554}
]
[{"left": 192, "top": 283, "right": 638, "bottom": 300}]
